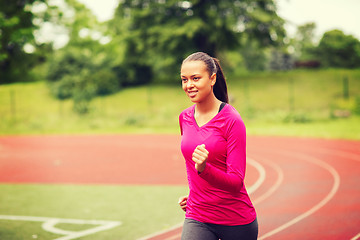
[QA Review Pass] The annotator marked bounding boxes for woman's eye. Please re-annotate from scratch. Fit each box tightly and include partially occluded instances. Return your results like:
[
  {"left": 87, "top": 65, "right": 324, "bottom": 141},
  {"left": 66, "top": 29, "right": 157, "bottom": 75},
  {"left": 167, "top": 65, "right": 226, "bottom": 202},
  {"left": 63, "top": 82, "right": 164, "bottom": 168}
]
[
  {"left": 182, "top": 78, "right": 187, "bottom": 82},
  {"left": 193, "top": 77, "right": 199, "bottom": 81}
]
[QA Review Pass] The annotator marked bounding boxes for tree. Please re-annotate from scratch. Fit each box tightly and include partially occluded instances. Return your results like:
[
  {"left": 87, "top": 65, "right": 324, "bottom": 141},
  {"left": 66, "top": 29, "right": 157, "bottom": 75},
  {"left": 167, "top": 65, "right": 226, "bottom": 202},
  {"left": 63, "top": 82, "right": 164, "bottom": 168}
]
[
  {"left": 45, "top": 0, "right": 118, "bottom": 114},
  {"left": 316, "top": 30, "right": 360, "bottom": 68},
  {"left": 240, "top": 40, "right": 268, "bottom": 71},
  {"left": 292, "top": 22, "right": 317, "bottom": 60},
  {"left": 109, "top": 0, "right": 285, "bottom": 83},
  {"left": 0, "top": 0, "right": 45, "bottom": 83},
  {"left": 0, "top": 0, "right": 67, "bottom": 83}
]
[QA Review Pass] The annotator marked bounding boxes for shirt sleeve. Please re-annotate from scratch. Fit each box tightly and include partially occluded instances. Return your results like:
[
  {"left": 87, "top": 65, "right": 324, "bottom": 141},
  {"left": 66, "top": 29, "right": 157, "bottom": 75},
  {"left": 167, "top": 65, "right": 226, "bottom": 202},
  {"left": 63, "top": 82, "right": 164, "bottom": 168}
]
[
  {"left": 198, "top": 117, "right": 246, "bottom": 193},
  {"left": 179, "top": 113, "right": 183, "bottom": 136}
]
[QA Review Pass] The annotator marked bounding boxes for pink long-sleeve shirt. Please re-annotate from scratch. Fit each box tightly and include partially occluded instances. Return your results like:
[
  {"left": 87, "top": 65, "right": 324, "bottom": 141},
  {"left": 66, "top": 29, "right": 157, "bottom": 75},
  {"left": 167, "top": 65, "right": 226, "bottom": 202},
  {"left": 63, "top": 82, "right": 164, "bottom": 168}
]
[{"left": 179, "top": 104, "right": 256, "bottom": 225}]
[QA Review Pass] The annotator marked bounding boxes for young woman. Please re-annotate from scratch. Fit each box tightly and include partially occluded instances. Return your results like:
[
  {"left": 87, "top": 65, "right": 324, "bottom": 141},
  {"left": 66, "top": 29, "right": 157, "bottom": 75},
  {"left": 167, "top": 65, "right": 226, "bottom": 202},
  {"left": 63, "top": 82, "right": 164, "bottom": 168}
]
[{"left": 178, "top": 52, "right": 258, "bottom": 240}]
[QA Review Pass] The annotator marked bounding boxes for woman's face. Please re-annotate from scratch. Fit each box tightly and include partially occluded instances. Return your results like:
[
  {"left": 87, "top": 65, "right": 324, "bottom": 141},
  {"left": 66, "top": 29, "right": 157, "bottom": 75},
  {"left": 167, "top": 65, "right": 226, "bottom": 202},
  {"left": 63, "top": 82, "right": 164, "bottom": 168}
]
[{"left": 181, "top": 61, "right": 216, "bottom": 103}]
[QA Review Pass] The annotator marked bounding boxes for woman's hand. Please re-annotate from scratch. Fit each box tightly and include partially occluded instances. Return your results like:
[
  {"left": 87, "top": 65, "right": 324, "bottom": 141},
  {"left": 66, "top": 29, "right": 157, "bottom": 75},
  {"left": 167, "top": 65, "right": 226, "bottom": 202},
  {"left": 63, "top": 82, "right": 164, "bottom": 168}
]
[
  {"left": 192, "top": 144, "right": 208, "bottom": 173},
  {"left": 178, "top": 195, "right": 188, "bottom": 212}
]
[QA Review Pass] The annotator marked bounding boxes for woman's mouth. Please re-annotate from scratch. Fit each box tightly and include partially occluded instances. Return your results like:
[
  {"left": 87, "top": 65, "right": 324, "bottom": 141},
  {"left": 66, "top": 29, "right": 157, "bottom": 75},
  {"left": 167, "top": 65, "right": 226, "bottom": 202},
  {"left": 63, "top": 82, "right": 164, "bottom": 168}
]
[{"left": 188, "top": 91, "right": 198, "bottom": 98}]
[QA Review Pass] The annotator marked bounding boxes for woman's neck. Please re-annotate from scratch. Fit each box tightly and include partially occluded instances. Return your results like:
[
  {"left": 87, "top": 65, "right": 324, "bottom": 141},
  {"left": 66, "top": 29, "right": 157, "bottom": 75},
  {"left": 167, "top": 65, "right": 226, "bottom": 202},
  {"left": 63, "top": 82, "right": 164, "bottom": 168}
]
[{"left": 195, "top": 94, "right": 221, "bottom": 115}]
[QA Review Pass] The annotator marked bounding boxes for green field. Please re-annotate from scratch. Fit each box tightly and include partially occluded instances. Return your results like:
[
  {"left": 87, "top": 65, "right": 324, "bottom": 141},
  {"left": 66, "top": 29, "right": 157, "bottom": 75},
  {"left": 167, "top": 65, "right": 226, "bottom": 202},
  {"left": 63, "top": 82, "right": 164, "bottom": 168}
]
[
  {"left": 0, "top": 69, "right": 360, "bottom": 239},
  {"left": 1, "top": 69, "right": 360, "bottom": 139},
  {"left": 0, "top": 184, "right": 188, "bottom": 239}
]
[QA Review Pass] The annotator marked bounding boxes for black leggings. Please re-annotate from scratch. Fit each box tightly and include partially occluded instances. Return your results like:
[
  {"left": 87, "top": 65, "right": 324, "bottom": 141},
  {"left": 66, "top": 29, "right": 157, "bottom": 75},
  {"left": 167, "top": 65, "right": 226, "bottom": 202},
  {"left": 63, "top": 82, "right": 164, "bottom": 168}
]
[{"left": 181, "top": 218, "right": 258, "bottom": 240}]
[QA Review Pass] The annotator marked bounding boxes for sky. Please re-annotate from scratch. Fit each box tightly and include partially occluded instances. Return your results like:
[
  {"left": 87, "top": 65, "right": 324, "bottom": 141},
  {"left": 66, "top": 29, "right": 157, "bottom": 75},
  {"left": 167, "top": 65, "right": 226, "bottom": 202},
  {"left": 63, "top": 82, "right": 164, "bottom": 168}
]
[
  {"left": 276, "top": 0, "right": 360, "bottom": 41},
  {"left": 78, "top": 0, "right": 360, "bottom": 41}
]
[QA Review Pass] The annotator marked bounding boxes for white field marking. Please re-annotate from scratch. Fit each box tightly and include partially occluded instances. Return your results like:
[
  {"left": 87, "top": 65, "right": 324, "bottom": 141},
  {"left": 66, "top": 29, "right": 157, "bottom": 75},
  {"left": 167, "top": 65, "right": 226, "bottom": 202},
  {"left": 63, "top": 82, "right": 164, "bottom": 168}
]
[
  {"left": 0, "top": 215, "right": 121, "bottom": 240},
  {"left": 138, "top": 157, "right": 267, "bottom": 240},
  {"left": 351, "top": 232, "right": 360, "bottom": 240},
  {"left": 259, "top": 151, "right": 341, "bottom": 240},
  {"left": 252, "top": 159, "right": 284, "bottom": 205},
  {"left": 246, "top": 157, "right": 266, "bottom": 194}
]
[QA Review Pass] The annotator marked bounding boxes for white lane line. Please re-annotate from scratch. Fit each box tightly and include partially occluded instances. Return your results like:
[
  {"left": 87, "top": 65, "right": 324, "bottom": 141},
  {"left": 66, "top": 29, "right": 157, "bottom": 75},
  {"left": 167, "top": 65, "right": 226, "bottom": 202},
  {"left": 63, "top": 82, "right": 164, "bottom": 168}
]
[
  {"left": 160, "top": 158, "right": 276, "bottom": 240},
  {"left": 259, "top": 151, "right": 341, "bottom": 240},
  {"left": 252, "top": 159, "right": 284, "bottom": 205},
  {"left": 351, "top": 232, "right": 360, "bottom": 240},
  {"left": 247, "top": 157, "right": 266, "bottom": 194},
  {"left": 138, "top": 157, "right": 267, "bottom": 240},
  {"left": 0, "top": 215, "right": 121, "bottom": 240}
]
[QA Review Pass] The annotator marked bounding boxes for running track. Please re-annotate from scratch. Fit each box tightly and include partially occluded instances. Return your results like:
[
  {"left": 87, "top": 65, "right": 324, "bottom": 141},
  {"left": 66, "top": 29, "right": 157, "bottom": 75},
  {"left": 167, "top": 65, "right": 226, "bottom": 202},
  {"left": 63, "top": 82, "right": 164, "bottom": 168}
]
[{"left": 0, "top": 135, "right": 359, "bottom": 239}]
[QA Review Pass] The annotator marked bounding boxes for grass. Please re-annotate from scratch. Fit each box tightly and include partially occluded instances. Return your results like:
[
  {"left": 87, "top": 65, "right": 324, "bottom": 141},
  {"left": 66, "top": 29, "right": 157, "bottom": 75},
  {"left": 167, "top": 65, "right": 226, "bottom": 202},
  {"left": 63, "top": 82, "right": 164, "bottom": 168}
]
[
  {"left": 0, "top": 69, "right": 359, "bottom": 139},
  {"left": 0, "top": 184, "right": 188, "bottom": 240}
]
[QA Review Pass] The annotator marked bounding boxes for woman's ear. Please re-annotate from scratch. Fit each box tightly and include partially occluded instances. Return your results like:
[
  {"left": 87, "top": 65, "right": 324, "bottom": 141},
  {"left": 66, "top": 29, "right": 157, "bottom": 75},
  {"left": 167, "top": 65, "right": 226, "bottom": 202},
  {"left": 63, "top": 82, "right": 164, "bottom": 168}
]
[{"left": 210, "top": 73, "right": 216, "bottom": 86}]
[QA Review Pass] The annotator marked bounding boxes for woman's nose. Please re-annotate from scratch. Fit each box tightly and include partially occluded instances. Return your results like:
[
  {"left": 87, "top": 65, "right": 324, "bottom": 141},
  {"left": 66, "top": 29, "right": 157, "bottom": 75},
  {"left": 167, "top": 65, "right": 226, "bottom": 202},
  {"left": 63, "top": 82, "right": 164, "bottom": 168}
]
[{"left": 187, "top": 81, "right": 194, "bottom": 88}]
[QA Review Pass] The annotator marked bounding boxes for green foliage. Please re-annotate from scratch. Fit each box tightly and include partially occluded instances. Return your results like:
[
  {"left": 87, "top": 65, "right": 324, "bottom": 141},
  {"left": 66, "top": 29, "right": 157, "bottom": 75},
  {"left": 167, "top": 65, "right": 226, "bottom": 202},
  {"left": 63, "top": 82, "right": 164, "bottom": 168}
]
[
  {"left": 46, "top": 45, "right": 119, "bottom": 114},
  {"left": 48, "top": 74, "right": 74, "bottom": 100},
  {"left": 72, "top": 80, "right": 96, "bottom": 114},
  {"left": 44, "top": 0, "right": 121, "bottom": 114},
  {"left": 62, "top": 0, "right": 103, "bottom": 45},
  {"left": 39, "top": 0, "right": 135, "bottom": 114},
  {"left": 288, "top": 25, "right": 360, "bottom": 69},
  {"left": 0, "top": 0, "right": 36, "bottom": 83},
  {"left": 317, "top": 30, "right": 360, "bottom": 68},
  {"left": 354, "top": 96, "right": 360, "bottom": 115},
  {"left": 268, "top": 47, "right": 293, "bottom": 71},
  {"left": 109, "top": 0, "right": 285, "bottom": 83},
  {"left": 240, "top": 41, "right": 268, "bottom": 71},
  {"left": 0, "top": 0, "right": 55, "bottom": 83},
  {"left": 291, "top": 22, "right": 317, "bottom": 61}
]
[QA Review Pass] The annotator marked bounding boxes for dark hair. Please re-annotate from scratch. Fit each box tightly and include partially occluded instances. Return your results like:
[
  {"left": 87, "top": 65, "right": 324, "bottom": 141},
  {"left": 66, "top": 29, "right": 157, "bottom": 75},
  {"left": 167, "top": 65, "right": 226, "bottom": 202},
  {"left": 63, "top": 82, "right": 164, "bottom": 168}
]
[{"left": 182, "top": 52, "right": 229, "bottom": 103}]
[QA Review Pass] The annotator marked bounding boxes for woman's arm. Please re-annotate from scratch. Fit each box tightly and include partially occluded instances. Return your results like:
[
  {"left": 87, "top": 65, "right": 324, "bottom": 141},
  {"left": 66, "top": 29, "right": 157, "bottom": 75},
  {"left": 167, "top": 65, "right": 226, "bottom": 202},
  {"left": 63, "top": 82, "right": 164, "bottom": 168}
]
[{"left": 197, "top": 118, "right": 246, "bottom": 193}]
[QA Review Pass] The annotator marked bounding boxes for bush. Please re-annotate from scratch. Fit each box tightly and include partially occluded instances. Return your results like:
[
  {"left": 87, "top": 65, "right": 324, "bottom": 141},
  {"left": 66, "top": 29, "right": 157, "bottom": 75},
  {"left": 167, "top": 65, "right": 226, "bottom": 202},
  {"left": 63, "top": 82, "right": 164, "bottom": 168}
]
[
  {"left": 46, "top": 44, "right": 121, "bottom": 113},
  {"left": 353, "top": 96, "right": 360, "bottom": 115},
  {"left": 317, "top": 30, "right": 360, "bottom": 68},
  {"left": 48, "top": 76, "right": 74, "bottom": 100},
  {"left": 90, "top": 70, "right": 119, "bottom": 95},
  {"left": 72, "top": 85, "right": 96, "bottom": 114}
]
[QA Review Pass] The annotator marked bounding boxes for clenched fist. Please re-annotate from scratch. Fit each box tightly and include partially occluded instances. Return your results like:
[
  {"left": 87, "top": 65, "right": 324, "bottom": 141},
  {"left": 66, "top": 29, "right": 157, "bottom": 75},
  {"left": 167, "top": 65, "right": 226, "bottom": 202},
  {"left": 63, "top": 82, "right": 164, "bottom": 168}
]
[
  {"left": 178, "top": 195, "right": 188, "bottom": 212},
  {"left": 192, "top": 144, "right": 209, "bottom": 173}
]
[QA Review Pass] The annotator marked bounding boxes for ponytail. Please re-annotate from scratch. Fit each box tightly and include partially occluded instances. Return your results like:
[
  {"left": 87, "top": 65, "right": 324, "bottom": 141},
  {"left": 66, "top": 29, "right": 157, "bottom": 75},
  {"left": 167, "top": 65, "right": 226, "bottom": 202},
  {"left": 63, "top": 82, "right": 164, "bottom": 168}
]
[
  {"left": 212, "top": 57, "right": 229, "bottom": 103},
  {"left": 182, "top": 52, "right": 229, "bottom": 103}
]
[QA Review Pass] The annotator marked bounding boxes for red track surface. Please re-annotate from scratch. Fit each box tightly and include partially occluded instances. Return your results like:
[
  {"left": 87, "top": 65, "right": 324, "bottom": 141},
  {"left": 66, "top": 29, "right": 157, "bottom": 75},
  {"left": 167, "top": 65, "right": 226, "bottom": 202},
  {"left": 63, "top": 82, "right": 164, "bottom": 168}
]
[{"left": 0, "top": 135, "right": 359, "bottom": 239}]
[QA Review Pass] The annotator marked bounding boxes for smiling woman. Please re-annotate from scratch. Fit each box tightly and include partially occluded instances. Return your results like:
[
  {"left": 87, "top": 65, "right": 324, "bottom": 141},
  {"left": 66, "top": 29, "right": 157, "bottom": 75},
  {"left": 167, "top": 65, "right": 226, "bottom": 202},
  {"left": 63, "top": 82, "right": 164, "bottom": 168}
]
[
  {"left": 181, "top": 61, "right": 216, "bottom": 104},
  {"left": 178, "top": 52, "right": 258, "bottom": 240},
  {"left": 180, "top": 52, "right": 229, "bottom": 128},
  {"left": 181, "top": 52, "right": 228, "bottom": 104}
]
